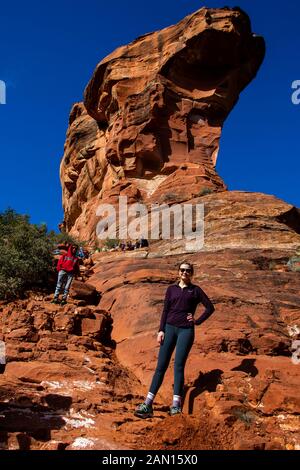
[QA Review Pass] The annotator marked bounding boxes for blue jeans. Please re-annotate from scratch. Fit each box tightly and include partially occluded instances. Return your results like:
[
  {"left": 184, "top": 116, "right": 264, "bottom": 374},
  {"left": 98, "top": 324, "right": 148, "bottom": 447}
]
[
  {"left": 149, "top": 323, "right": 195, "bottom": 396},
  {"left": 54, "top": 270, "right": 74, "bottom": 300}
]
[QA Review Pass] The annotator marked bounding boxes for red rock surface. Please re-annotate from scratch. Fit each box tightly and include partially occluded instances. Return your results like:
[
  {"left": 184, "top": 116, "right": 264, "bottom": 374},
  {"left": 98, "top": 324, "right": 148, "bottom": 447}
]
[
  {"left": 1, "top": 234, "right": 300, "bottom": 450},
  {"left": 1, "top": 6, "right": 300, "bottom": 451},
  {"left": 88, "top": 239, "right": 300, "bottom": 450},
  {"left": 0, "top": 294, "right": 147, "bottom": 450}
]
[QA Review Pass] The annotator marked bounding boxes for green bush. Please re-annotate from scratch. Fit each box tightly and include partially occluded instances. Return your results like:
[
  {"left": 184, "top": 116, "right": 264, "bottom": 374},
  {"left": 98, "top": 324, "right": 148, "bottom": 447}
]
[
  {"left": 268, "top": 260, "right": 276, "bottom": 270},
  {"left": 197, "top": 187, "right": 214, "bottom": 197},
  {"left": 104, "top": 238, "right": 120, "bottom": 250},
  {"left": 0, "top": 208, "right": 84, "bottom": 300},
  {"left": 287, "top": 255, "right": 300, "bottom": 272},
  {"left": 0, "top": 209, "right": 55, "bottom": 299},
  {"left": 161, "top": 193, "right": 181, "bottom": 203},
  {"left": 48, "top": 230, "right": 85, "bottom": 248}
]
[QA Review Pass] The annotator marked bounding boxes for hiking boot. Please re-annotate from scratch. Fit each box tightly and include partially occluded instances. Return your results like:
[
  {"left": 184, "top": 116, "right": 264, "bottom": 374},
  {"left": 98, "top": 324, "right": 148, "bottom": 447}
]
[
  {"left": 51, "top": 298, "right": 59, "bottom": 304},
  {"left": 169, "top": 406, "right": 182, "bottom": 416},
  {"left": 60, "top": 299, "right": 67, "bottom": 306},
  {"left": 134, "top": 403, "right": 153, "bottom": 419}
]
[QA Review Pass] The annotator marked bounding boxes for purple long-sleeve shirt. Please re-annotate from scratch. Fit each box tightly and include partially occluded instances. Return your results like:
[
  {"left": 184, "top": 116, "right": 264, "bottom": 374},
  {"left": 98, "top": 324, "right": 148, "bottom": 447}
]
[{"left": 159, "top": 282, "right": 215, "bottom": 332}]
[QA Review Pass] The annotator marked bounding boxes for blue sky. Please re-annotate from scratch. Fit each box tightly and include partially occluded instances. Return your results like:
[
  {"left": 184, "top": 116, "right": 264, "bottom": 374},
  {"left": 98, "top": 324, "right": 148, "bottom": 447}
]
[{"left": 0, "top": 0, "right": 299, "bottom": 232}]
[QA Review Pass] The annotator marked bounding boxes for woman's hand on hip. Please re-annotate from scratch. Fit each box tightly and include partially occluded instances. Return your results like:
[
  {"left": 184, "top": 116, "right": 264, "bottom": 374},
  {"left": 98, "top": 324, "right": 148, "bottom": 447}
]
[
  {"left": 187, "top": 313, "right": 195, "bottom": 324},
  {"left": 157, "top": 331, "right": 165, "bottom": 345}
]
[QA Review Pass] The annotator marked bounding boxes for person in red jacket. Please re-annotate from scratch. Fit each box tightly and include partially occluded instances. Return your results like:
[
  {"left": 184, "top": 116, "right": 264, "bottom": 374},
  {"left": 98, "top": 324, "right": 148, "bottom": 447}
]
[{"left": 51, "top": 244, "right": 79, "bottom": 305}]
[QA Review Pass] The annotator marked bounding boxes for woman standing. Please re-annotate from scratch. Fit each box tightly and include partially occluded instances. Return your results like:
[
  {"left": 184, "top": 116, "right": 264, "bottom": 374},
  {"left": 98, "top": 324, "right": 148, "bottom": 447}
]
[{"left": 134, "top": 261, "right": 215, "bottom": 418}]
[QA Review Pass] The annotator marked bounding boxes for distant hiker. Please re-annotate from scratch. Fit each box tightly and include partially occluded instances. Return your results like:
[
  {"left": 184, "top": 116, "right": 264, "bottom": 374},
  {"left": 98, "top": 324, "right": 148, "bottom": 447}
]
[
  {"left": 78, "top": 246, "right": 85, "bottom": 259},
  {"left": 134, "top": 261, "right": 215, "bottom": 418},
  {"left": 58, "top": 220, "right": 66, "bottom": 233},
  {"left": 140, "top": 236, "right": 149, "bottom": 248},
  {"left": 126, "top": 240, "right": 134, "bottom": 251},
  {"left": 51, "top": 244, "right": 79, "bottom": 305}
]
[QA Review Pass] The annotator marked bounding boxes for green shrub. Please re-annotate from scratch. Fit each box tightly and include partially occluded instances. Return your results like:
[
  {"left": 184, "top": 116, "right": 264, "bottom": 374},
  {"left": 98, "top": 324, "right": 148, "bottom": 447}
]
[
  {"left": 48, "top": 230, "right": 86, "bottom": 249},
  {"left": 161, "top": 193, "right": 181, "bottom": 203},
  {"left": 0, "top": 209, "right": 55, "bottom": 299},
  {"left": 104, "top": 238, "right": 120, "bottom": 250},
  {"left": 287, "top": 256, "right": 300, "bottom": 272},
  {"left": 198, "top": 187, "right": 214, "bottom": 197},
  {"left": 268, "top": 260, "right": 276, "bottom": 270},
  {"left": 0, "top": 208, "right": 84, "bottom": 300},
  {"left": 232, "top": 408, "right": 256, "bottom": 426}
]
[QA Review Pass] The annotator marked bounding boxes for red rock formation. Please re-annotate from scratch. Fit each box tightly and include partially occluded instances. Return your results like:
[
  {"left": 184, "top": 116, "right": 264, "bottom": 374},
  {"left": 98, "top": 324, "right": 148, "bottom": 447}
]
[
  {"left": 1, "top": 6, "right": 300, "bottom": 451},
  {"left": 1, "top": 237, "right": 300, "bottom": 450},
  {"left": 0, "top": 292, "right": 147, "bottom": 450},
  {"left": 60, "top": 6, "right": 265, "bottom": 242}
]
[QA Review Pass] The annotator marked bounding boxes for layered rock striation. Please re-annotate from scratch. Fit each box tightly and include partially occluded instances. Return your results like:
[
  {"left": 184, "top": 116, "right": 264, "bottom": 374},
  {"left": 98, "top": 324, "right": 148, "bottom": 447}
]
[{"left": 60, "top": 6, "right": 265, "bottom": 242}]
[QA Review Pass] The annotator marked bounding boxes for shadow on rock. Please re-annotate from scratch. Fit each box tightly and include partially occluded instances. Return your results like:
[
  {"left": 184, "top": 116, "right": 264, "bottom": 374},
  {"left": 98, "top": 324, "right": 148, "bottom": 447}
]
[
  {"left": 0, "top": 393, "right": 72, "bottom": 450},
  {"left": 184, "top": 369, "right": 223, "bottom": 414},
  {"left": 231, "top": 358, "right": 258, "bottom": 377}
]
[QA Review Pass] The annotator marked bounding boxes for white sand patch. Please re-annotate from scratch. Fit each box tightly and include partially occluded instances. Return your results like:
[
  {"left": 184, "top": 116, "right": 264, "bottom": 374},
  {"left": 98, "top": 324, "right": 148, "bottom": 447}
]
[
  {"left": 83, "top": 366, "right": 96, "bottom": 375},
  {"left": 287, "top": 325, "right": 300, "bottom": 337},
  {"left": 63, "top": 416, "right": 95, "bottom": 429},
  {"left": 63, "top": 409, "right": 96, "bottom": 429},
  {"left": 72, "top": 380, "right": 97, "bottom": 390},
  {"left": 276, "top": 414, "right": 286, "bottom": 420},
  {"left": 41, "top": 379, "right": 105, "bottom": 393},
  {"left": 41, "top": 380, "right": 61, "bottom": 389},
  {"left": 71, "top": 437, "right": 97, "bottom": 449},
  {"left": 128, "top": 175, "right": 167, "bottom": 197}
]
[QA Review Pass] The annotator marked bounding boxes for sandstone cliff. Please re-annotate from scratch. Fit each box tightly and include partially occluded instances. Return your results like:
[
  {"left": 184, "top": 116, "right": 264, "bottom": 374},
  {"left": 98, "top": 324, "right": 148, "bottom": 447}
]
[
  {"left": 1, "top": 6, "right": 300, "bottom": 451},
  {"left": 60, "top": 6, "right": 265, "bottom": 243}
]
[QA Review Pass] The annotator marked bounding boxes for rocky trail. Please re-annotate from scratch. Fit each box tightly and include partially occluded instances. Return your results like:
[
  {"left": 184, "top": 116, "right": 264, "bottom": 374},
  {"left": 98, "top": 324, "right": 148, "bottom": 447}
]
[
  {"left": 1, "top": 240, "right": 300, "bottom": 450},
  {"left": 0, "top": 292, "right": 172, "bottom": 450}
]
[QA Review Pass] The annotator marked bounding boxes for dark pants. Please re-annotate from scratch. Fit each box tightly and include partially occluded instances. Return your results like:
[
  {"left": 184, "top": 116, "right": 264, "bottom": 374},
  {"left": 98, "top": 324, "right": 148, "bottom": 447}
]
[{"left": 149, "top": 323, "right": 195, "bottom": 396}]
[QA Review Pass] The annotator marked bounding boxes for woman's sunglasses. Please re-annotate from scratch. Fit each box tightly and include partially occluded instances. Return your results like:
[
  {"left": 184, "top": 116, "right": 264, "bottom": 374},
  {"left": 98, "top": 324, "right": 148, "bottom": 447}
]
[{"left": 179, "top": 268, "right": 192, "bottom": 274}]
